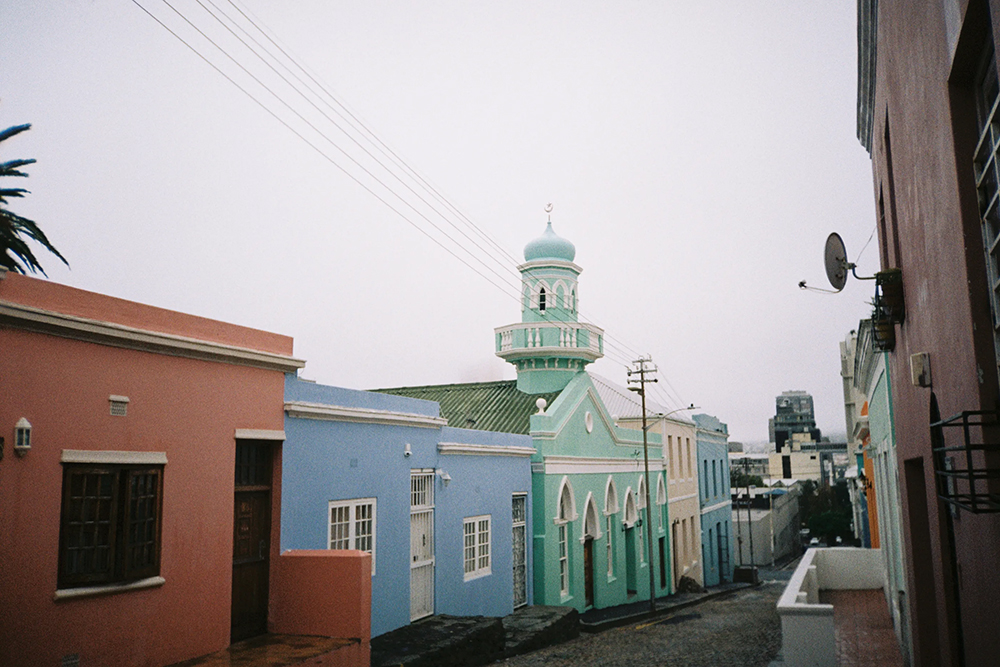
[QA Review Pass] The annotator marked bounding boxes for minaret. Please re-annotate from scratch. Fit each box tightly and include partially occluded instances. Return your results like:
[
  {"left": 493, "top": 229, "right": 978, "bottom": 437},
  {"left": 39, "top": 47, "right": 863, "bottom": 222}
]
[{"left": 495, "top": 210, "right": 604, "bottom": 394}]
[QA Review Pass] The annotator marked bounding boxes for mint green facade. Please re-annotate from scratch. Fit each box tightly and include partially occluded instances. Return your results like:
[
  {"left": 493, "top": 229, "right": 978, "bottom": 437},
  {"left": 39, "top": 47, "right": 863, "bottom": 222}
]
[
  {"left": 496, "top": 221, "right": 671, "bottom": 611},
  {"left": 526, "top": 372, "right": 671, "bottom": 610}
]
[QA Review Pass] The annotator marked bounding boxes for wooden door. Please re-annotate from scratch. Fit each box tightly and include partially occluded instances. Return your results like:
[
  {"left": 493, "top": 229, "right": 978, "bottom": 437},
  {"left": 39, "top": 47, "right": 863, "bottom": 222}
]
[
  {"left": 583, "top": 538, "right": 594, "bottom": 607},
  {"left": 231, "top": 442, "right": 271, "bottom": 643}
]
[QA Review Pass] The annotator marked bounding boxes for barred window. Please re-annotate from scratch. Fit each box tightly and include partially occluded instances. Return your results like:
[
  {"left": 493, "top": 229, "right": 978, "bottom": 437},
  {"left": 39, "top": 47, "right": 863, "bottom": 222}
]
[
  {"left": 58, "top": 464, "right": 162, "bottom": 589},
  {"left": 328, "top": 498, "right": 376, "bottom": 574},
  {"left": 463, "top": 515, "right": 491, "bottom": 580}
]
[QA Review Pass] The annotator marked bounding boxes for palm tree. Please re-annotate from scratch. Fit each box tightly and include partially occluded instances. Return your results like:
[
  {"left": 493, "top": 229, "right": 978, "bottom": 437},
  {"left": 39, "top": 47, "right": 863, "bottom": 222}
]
[{"left": 1, "top": 122, "right": 68, "bottom": 275}]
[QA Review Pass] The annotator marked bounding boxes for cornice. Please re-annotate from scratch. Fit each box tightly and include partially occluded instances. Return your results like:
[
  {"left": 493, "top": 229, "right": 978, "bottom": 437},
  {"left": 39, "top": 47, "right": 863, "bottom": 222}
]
[
  {"left": 0, "top": 300, "right": 305, "bottom": 373},
  {"left": 538, "top": 455, "right": 664, "bottom": 475},
  {"left": 438, "top": 442, "right": 537, "bottom": 457},
  {"left": 518, "top": 259, "right": 582, "bottom": 274},
  {"left": 284, "top": 400, "right": 447, "bottom": 428}
]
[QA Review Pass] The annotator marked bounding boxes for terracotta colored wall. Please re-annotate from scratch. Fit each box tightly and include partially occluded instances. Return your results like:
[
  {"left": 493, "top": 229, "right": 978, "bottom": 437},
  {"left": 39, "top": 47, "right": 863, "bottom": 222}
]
[
  {"left": 270, "top": 550, "right": 372, "bottom": 645},
  {"left": 0, "top": 275, "right": 290, "bottom": 667},
  {"left": 0, "top": 272, "right": 293, "bottom": 355}
]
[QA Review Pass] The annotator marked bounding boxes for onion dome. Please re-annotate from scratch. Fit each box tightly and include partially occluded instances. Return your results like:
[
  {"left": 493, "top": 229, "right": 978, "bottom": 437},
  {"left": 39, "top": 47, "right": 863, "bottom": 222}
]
[{"left": 523, "top": 222, "right": 576, "bottom": 262}]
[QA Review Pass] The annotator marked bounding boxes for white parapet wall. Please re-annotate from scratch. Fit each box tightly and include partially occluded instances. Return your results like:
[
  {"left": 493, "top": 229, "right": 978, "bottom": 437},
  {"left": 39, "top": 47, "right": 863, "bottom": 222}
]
[{"left": 776, "top": 547, "right": 884, "bottom": 667}]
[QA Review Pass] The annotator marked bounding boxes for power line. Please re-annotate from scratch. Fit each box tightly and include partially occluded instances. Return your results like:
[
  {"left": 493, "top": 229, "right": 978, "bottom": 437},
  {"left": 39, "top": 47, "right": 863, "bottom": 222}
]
[{"left": 133, "top": 0, "right": 692, "bottom": 407}]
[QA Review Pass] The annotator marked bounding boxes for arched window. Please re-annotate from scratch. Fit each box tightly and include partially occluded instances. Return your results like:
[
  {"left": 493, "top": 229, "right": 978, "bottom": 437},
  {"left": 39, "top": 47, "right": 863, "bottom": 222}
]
[
  {"left": 636, "top": 475, "right": 647, "bottom": 509},
  {"left": 556, "top": 476, "right": 576, "bottom": 522},
  {"left": 623, "top": 489, "right": 638, "bottom": 527},
  {"left": 604, "top": 476, "right": 619, "bottom": 515},
  {"left": 539, "top": 287, "right": 547, "bottom": 312},
  {"left": 583, "top": 494, "right": 601, "bottom": 539}
]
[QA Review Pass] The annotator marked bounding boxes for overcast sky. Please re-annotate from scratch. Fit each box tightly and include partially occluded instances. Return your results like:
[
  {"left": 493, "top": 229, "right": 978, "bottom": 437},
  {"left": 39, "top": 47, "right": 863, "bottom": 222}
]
[{"left": 1, "top": 1, "right": 878, "bottom": 444}]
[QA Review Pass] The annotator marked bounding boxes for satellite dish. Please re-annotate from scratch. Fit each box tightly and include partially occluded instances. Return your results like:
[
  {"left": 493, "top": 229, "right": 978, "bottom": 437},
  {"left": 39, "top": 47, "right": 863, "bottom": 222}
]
[
  {"left": 824, "top": 232, "right": 849, "bottom": 291},
  {"left": 799, "top": 231, "right": 875, "bottom": 293}
]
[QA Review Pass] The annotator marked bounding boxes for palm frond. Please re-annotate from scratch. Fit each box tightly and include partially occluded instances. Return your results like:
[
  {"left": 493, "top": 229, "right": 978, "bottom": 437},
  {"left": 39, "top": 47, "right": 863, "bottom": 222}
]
[{"left": 0, "top": 121, "right": 68, "bottom": 275}]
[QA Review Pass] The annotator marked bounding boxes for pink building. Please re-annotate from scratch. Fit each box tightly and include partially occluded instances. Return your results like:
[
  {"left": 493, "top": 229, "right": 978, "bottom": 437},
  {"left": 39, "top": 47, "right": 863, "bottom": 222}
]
[{"left": 0, "top": 271, "right": 370, "bottom": 667}]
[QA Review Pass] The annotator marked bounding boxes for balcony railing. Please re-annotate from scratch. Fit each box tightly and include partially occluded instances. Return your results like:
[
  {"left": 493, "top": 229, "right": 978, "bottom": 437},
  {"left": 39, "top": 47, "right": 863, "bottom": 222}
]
[
  {"left": 777, "top": 548, "right": 898, "bottom": 667},
  {"left": 931, "top": 410, "right": 1000, "bottom": 513},
  {"left": 495, "top": 322, "right": 603, "bottom": 356}
]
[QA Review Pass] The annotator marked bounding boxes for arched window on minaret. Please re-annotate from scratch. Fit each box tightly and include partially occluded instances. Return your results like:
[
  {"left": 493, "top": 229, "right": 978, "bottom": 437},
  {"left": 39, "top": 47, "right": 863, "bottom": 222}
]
[
  {"left": 539, "top": 287, "right": 547, "bottom": 313},
  {"left": 570, "top": 290, "right": 576, "bottom": 313}
]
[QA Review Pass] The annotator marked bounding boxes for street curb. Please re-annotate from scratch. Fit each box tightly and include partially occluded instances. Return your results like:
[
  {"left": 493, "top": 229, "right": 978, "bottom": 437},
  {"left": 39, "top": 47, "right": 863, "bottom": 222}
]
[{"left": 579, "top": 583, "right": 752, "bottom": 633}]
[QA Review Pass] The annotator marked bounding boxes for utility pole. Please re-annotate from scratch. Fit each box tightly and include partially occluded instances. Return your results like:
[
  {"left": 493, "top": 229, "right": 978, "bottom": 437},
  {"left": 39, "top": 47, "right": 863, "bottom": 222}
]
[
  {"left": 744, "top": 458, "right": 756, "bottom": 568},
  {"left": 628, "top": 356, "right": 658, "bottom": 614}
]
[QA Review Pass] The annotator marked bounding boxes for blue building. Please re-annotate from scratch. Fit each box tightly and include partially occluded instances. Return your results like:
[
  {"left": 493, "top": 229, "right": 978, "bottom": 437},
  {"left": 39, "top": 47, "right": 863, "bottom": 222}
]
[
  {"left": 281, "top": 375, "right": 535, "bottom": 637},
  {"left": 693, "top": 413, "right": 734, "bottom": 586}
]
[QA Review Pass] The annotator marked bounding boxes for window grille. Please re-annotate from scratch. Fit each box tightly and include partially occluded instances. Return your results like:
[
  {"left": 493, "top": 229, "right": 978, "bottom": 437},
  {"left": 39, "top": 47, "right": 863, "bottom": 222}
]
[
  {"left": 411, "top": 471, "right": 434, "bottom": 509},
  {"left": 930, "top": 410, "right": 1000, "bottom": 513},
  {"left": 512, "top": 495, "right": 527, "bottom": 607},
  {"left": 974, "top": 39, "right": 1000, "bottom": 388}
]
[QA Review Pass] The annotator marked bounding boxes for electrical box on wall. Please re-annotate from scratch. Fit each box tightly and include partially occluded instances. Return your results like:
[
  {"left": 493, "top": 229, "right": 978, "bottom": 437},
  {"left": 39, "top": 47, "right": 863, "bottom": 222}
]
[{"left": 910, "top": 352, "right": 931, "bottom": 387}]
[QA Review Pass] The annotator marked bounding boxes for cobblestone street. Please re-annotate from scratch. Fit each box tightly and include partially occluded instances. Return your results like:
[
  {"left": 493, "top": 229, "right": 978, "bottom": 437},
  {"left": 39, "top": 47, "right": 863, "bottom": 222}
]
[{"left": 500, "top": 582, "right": 784, "bottom": 667}]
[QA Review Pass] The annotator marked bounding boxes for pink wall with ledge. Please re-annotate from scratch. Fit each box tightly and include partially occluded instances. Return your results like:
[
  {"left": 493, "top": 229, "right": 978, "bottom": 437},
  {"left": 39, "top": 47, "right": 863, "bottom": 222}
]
[
  {"left": 0, "top": 273, "right": 296, "bottom": 666},
  {"left": 271, "top": 550, "right": 372, "bottom": 648}
]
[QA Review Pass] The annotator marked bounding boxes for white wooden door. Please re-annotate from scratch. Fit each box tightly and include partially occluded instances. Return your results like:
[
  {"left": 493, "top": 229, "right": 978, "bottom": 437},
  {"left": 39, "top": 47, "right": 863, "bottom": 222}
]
[{"left": 410, "top": 471, "right": 435, "bottom": 621}]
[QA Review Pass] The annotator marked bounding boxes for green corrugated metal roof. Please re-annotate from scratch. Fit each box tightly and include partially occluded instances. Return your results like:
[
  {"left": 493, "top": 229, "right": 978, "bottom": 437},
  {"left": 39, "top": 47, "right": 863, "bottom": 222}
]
[{"left": 374, "top": 380, "right": 561, "bottom": 435}]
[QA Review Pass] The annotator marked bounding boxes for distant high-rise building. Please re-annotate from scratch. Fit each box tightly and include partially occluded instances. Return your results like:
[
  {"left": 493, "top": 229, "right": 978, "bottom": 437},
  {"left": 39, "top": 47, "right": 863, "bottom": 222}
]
[{"left": 771, "top": 390, "right": 821, "bottom": 453}]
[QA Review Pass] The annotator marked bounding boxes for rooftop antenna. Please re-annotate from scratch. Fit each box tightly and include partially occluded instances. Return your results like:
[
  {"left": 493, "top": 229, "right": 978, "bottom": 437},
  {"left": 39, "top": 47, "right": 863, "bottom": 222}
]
[{"left": 799, "top": 232, "right": 875, "bottom": 293}]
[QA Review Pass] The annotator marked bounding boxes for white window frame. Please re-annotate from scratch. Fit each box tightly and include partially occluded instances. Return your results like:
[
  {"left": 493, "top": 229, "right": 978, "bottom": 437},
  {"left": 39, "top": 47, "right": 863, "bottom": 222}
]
[
  {"left": 328, "top": 497, "right": 377, "bottom": 575},
  {"left": 558, "top": 523, "right": 569, "bottom": 596},
  {"left": 606, "top": 513, "right": 614, "bottom": 578},
  {"left": 463, "top": 514, "right": 492, "bottom": 581}
]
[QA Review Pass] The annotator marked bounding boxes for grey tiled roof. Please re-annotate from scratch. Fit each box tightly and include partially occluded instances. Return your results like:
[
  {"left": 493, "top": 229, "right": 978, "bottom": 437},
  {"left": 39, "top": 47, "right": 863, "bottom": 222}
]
[{"left": 373, "top": 380, "right": 561, "bottom": 435}]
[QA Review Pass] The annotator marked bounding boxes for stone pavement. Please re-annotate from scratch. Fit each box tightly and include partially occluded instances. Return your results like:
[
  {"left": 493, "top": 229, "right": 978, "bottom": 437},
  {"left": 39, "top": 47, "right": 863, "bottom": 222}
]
[
  {"left": 371, "top": 606, "right": 578, "bottom": 667},
  {"left": 579, "top": 582, "right": 750, "bottom": 632},
  {"left": 500, "top": 582, "right": 785, "bottom": 667}
]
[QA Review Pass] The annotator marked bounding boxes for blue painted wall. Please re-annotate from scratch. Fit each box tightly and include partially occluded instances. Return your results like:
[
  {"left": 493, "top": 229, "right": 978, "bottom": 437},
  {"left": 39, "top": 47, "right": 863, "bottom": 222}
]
[
  {"left": 281, "top": 375, "right": 533, "bottom": 637},
  {"left": 694, "top": 414, "right": 734, "bottom": 586}
]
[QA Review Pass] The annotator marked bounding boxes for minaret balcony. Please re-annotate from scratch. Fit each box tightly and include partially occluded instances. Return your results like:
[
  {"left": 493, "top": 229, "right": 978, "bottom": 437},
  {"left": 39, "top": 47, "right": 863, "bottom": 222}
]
[{"left": 494, "top": 322, "right": 604, "bottom": 362}]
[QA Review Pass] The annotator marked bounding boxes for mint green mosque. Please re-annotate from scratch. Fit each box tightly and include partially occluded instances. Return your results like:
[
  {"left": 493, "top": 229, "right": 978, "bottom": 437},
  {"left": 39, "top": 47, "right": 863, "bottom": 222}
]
[{"left": 381, "top": 218, "right": 672, "bottom": 611}]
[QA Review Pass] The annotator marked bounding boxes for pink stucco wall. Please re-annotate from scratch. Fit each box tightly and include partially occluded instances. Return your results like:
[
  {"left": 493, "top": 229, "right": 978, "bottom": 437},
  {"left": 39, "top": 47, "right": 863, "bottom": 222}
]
[
  {"left": 0, "top": 273, "right": 294, "bottom": 666},
  {"left": 271, "top": 550, "right": 371, "bottom": 663}
]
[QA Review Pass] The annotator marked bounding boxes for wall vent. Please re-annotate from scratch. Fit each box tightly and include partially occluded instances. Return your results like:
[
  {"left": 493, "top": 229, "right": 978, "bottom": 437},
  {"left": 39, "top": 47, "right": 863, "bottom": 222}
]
[{"left": 109, "top": 395, "right": 129, "bottom": 417}]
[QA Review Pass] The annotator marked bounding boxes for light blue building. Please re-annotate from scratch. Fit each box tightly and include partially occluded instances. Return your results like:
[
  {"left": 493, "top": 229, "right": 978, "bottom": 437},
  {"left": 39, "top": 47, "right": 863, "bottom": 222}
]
[
  {"left": 693, "top": 413, "right": 733, "bottom": 586},
  {"left": 280, "top": 375, "right": 535, "bottom": 637}
]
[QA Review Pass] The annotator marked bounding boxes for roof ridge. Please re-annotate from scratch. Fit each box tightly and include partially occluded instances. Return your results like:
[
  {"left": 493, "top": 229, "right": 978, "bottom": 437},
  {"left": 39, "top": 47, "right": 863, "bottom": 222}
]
[{"left": 372, "top": 379, "right": 517, "bottom": 392}]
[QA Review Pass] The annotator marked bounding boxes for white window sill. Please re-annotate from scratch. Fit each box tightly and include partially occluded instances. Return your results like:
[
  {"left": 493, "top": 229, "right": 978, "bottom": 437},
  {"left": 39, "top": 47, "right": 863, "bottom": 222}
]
[
  {"left": 463, "top": 569, "right": 492, "bottom": 582},
  {"left": 54, "top": 576, "right": 165, "bottom": 601}
]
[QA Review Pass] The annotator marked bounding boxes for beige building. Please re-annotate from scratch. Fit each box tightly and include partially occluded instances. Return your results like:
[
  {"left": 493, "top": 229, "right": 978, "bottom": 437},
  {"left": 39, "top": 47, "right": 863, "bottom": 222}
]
[
  {"left": 767, "top": 432, "right": 822, "bottom": 481},
  {"left": 591, "top": 375, "right": 703, "bottom": 589}
]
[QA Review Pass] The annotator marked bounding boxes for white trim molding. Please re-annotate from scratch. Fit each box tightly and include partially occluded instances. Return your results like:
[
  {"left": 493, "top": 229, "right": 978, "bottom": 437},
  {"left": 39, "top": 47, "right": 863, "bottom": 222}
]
[
  {"left": 539, "top": 455, "right": 664, "bottom": 476},
  {"left": 438, "top": 442, "right": 536, "bottom": 457},
  {"left": 235, "top": 428, "right": 286, "bottom": 441},
  {"left": 669, "top": 492, "right": 698, "bottom": 504},
  {"left": 61, "top": 450, "right": 167, "bottom": 465},
  {"left": 54, "top": 576, "right": 165, "bottom": 601},
  {"left": 701, "top": 499, "right": 733, "bottom": 515},
  {"left": 284, "top": 401, "right": 447, "bottom": 428},
  {"left": 0, "top": 300, "right": 305, "bottom": 373}
]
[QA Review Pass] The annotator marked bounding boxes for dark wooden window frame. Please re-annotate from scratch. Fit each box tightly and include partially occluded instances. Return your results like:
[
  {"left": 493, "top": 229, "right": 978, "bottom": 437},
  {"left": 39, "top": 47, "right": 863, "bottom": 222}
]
[{"left": 58, "top": 464, "right": 163, "bottom": 589}]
